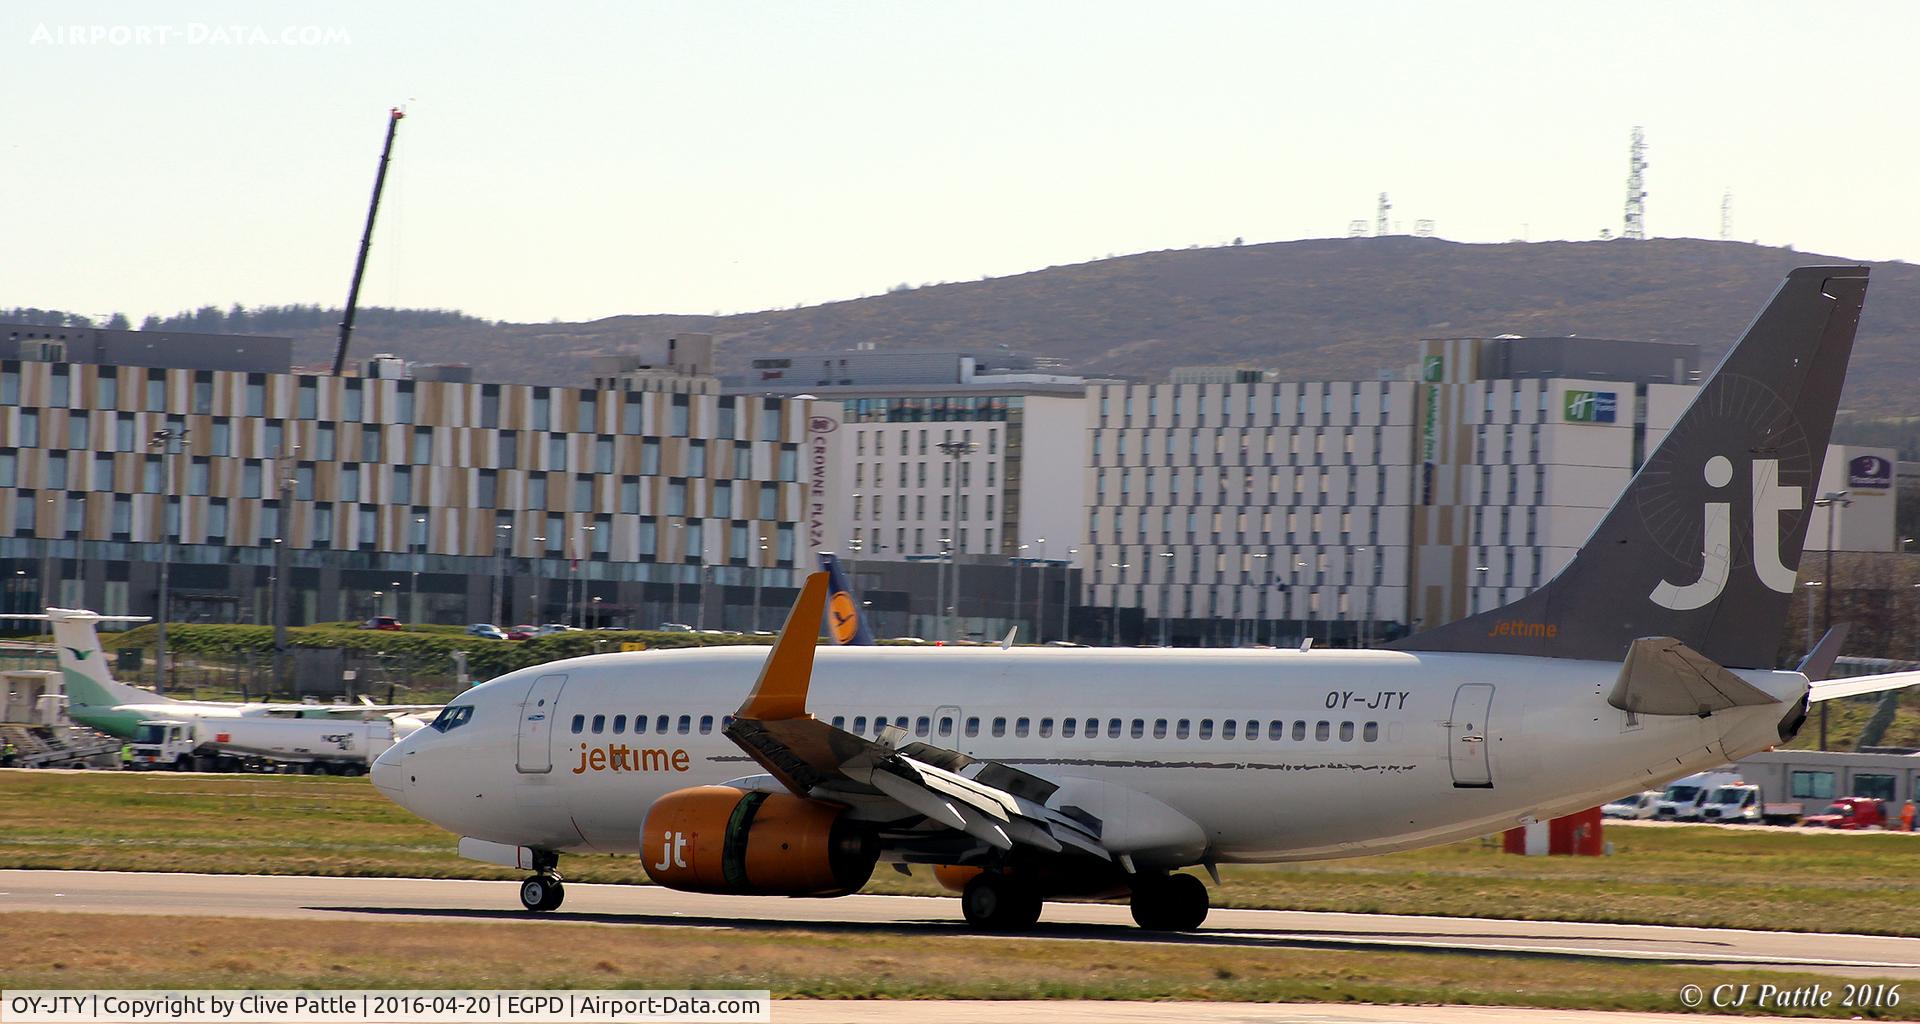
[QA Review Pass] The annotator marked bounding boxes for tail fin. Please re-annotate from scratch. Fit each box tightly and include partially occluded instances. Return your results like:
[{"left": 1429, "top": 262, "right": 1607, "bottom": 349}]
[
  {"left": 818, "top": 554, "right": 876, "bottom": 646},
  {"left": 1393, "top": 266, "right": 1868, "bottom": 668},
  {"left": 5, "top": 608, "right": 165, "bottom": 709}
]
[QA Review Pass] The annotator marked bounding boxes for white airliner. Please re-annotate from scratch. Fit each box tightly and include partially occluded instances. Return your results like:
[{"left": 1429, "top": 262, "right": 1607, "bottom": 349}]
[
  {"left": 18, "top": 608, "right": 435, "bottom": 770},
  {"left": 373, "top": 266, "right": 1920, "bottom": 931}
]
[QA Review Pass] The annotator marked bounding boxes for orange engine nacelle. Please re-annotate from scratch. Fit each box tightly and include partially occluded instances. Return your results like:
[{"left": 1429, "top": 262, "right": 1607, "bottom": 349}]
[{"left": 642, "top": 785, "right": 877, "bottom": 897}]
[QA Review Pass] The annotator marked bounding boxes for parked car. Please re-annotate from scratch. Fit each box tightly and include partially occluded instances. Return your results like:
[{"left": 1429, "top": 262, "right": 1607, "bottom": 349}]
[
  {"left": 465, "top": 623, "right": 507, "bottom": 640},
  {"left": 1601, "top": 791, "right": 1661, "bottom": 819},
  {"left": 536, "top": 624, "right": 576, "bottom": 636},
  {"left": 358, "top": 616, "right": 404, "bottom": 631},
  {"left": 655, "top": 623, "right": 694, "bottom": 632},
  {"left": 1802, "top": 797, "right": 1887, "bottom": 830},
  {"left": 506, "top": 625, "right": 540, "bottom": 641}
]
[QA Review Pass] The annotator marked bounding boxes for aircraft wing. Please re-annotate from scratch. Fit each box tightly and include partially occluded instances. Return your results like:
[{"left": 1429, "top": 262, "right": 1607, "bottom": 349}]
[
  {"left": 722, "top": 572, "right": 1113, "bottom": 863},
  {"left": 1809, "top": 672, "right": 1920, "bottom": 704}
]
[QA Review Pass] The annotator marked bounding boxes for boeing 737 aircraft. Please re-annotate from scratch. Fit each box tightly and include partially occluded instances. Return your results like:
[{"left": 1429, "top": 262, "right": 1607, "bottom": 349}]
[{"left": 373, "top": 267, "right": 1920, "bottom": 931}]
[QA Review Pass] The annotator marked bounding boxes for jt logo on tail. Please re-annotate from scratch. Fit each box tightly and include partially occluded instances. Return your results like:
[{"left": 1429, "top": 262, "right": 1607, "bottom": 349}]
[{"left": 1649, "top": 456, "right": 1802, "bottom": 611}]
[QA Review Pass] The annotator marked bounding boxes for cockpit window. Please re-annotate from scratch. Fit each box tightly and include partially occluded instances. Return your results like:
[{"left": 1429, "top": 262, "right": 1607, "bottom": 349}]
[{"left": 431, "top": 705, "right": 474, "bottom": 733}]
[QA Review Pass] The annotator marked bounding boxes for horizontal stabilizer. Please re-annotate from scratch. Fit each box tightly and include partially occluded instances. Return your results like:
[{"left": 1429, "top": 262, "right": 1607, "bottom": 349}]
[
  {"left": 1809, "top": 671, "right": 1920, "bottom": 704},
  {"left": 1608, "top": 637, "right": 1782, "bottom": 717}
]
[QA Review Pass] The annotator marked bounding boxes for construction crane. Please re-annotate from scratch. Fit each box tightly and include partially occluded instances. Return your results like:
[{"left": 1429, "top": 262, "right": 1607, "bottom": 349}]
[{"left": 331, "top": 107, "right": 406, "bottom": 376}]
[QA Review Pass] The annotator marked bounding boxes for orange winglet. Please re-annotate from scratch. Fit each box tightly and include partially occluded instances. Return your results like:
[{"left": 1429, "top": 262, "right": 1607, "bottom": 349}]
[{"left": 736, "top": 571, "right": 830, "bottom": 721}]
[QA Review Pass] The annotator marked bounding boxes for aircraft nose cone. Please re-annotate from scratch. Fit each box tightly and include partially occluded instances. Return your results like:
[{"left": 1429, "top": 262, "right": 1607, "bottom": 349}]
[{"left": 370, "top": 744, "right": 408, "bottom": 800}]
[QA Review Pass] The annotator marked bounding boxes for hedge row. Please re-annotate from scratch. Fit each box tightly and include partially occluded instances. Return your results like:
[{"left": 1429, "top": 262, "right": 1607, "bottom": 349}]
[{"left": 107, "top": 624, "right": 780, "bottom": 680}]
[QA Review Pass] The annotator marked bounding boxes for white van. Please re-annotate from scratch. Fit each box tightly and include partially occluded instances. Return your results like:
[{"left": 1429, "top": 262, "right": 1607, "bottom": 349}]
[
  {"left": 1601, "top": 790, "right": 1662, "bottom": 819},
  {"left": 1654, "top": 770, "right": 1744, "bottom": 821}
]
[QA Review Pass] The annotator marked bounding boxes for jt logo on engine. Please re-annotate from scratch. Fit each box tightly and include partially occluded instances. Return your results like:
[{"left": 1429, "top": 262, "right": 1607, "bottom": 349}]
[
  {"left": 653, "top": 830, "right": 689, "bottom": 872},
  {"left": 1650, "top": 456, "right": 1801, "bottom": 611}
]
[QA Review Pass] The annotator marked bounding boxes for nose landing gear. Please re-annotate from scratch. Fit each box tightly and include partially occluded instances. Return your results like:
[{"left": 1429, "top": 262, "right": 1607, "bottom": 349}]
[{"left": 519, "top": 872, "right": 565, "bottom": 912}]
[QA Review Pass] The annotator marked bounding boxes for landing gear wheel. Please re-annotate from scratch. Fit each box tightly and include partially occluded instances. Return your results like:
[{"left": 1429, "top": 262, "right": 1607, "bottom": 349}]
[
  {"left": 1130, "top": 873, "right": 1209, "bottom": 931},
  {"left": 960, "top": 873, "right": 1042, "bottom": 931},
  {"left": 519, "top": 874, "right": 565, "bottom": 912}
]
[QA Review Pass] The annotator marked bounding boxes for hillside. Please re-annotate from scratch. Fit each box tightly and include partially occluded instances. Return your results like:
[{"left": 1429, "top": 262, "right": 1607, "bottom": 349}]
[{"left": 227, "top": 238, "right": 1920, "bottom": 415}]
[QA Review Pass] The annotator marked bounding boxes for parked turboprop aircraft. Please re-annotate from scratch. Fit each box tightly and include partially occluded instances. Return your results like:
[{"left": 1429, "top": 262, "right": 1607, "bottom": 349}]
[
  {"left": 373, "top": 267, "right": 1920, "bottom": 931},
  {"left": 15, "top": 608, "right": 436, "bottom": 769}
]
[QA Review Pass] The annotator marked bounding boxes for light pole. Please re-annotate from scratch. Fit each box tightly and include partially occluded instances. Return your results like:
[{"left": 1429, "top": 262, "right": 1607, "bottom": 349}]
[
  {"left": 1297, "top": 559, "right": 1311, "bottom": 647},
  {"left": 1012, "top": 543, "right": 1029, "bottom": 641},
  {"left": 1107, "top": 561, "right": 1130, "bottom": 646},
  {"left": 410, "top": 516, "right": 426, "bottom": 625},
  {"left": 1251, "top": 552, "right": 1269, "bottom": 646},
  {"left": 1813, "top": 490, "right": 1850, "bottom": 752},
  {"left": 937, "top": 440, "right": 977, "bottom": 641},
  {"left": 1158, "top": 550, "right": 1174, "bottom": 647},
  {"left": 530, "top": 535, "right": 547, "bottom": 625},
  {"left": 372, "top": 590, "right": 385, "bottom": 620},
  {"left": 1032, "top": 537, "right": 1047, "bottom": 644},
  {"left": 934, "top": 535, "right": 952, "bottom": 640},
  {"left": 753, "top": 536, "right": 769, "bottom": 631},
  {"left": 388, "top": 581, "right": 401, "bottom": 620},
  {"left": 493, "top": 523, "right": 513, "bottom": 626},
  {"left": 1062, "top": 547, "right": 1077, "bottom": 643},
  {"left": 148, "top": 427, "right": 188, "bottom": 692},
  {"left": 575, "top": 524, "right": 597, "bottom": 628},
  {"left": 591, "top": 594, "right": 603, "bottom": 628},
  {"left": 1803, "top": 580, "right": 1821, "bottom": 651}
]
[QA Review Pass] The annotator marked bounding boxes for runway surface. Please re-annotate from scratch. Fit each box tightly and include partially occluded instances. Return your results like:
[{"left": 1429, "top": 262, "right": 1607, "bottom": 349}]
[{"left": 4, "top": 869, "right": 1917, "bottom": 978}]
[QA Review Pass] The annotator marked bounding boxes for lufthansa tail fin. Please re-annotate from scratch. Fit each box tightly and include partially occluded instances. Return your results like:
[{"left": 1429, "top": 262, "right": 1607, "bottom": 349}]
[
  {"left": 1393, "top": 266, "right": 1868, "bottom": 668},
  {"left": 819, "top": 553, "right": 876, "bottom": 646},
  {"left": 5, "top": 608, "right": 165, "bottom": 709}
]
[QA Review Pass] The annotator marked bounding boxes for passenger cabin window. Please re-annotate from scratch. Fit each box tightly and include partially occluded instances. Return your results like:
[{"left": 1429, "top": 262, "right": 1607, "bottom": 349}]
[
  {"left": 570, "top": 714, "right": 584, "bottom": 734},
  {"left": 699, "top": 715, "right": 714, "bottom": 734},
  {"left": 1222, "top": 720, "right": 1237, "bottom": 740},
  {"left": 591, "top": 714, "right": 606, "bottom": 734},
  {"left": 1339, "top": 721, "right": 1355, "bottom": 742},
  {"left": 1269, "top": 721, "right": 1285, "bottom": 740},
  {"left": 1038, "top": 717, "right": 1053, "bottom": 738},
  {"left": 916, "top": 716, "right": 930, "bottom": 737},
  {"left": 1015, "top": 717, "right": 1030, "bottom": 738},
  {"left": 1244, "top": 719, "right": 1258, "bottom": 738},
  {"left": 1198, "top": 719, "right": 1213, "bottom": 740},
  {"left": 612, "top": 715, "right": 626, "bottom": 734},
  {"left": 634, "top": 716, "right": 648, "bottom": 735},
  {"left": 1084, "top": 717, "right": 1098, "bottom": 737},
  {"left": 1292, "top": 721, "right": 1307, "bottom": 741},
  {"left": 655, "top": 715, "right": 669, "bottom": 734},
  {"left": 966, "top": 717, "right": 980, "bottom": 737},
  {"left": 1130, "top": 719, "right": 1144, "bottom": 739},
  {"left": 677, "top": 715, "right": 691, "bottom": 735},
  {"left": 1363, "top": 722, "right": 1379, "bottom": 742},
  {"left": 1152, "top": 719, "right": 1167, "bottom": 739},
  {"left": 992, "top": 717, "right": 1007, "bottom": 738},
  {"left": 1315, "top": 721, "right": 1331, "bottom": 741},
  {"left": 431, "top": 706, "right": 474, "bottom": 733},
  {"left": 1107, "top": 719, "right": 1122, "bottom": 739},
  {"left": 853, "top": 716, "right": 867, "bottom": 734},
  {"left": 1062, "top": 719, "right": 1077, "bottom": 738},
  {"left": 938, "top": 716, "right": 953, "bottom": 737},
  {"left": 830, "top": 716, "right": 845, "bottom": 730}
]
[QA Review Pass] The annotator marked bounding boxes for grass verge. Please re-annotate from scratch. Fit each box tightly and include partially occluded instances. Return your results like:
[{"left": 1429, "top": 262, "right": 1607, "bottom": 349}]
[
  {"left": 4, "top": 771, "right": 1918, "bottom": 937},
  {"left": 5, "top": 911, "right": 1914, "bottom": 1018}
]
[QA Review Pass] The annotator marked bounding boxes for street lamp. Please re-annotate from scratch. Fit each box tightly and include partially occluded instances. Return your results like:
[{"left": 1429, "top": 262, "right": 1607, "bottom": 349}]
[
  {"left": 389, "top": 582, "right": 401, "bottom": 620},
  {"left": 1031, "top": 538, "right": 1047, "bottom": 644},
  {"left": 591, "top": 594, "right": 603, "bottom": 628},
  {"left": 147, "top": 427, "right": 189, "bottom": 692},
  {"left": 934, "top": 535, "right": 952, "bottom": 641},
  {"left": 410, "top": 516, "right": 427, "bottom": 625},
  {"left": 530, "top": 535, "right": 548, "bottom": 624},
  {"left": 936, "top": 439, "right": 977, "bottom": 641},
  {"left": 1107, "top": 561, "right": 1130, "bottom": 647},
  {"left": 753, "top": 536, "right": 769, "bottom": 632},
  {"left": 1062, "top": 547, "right": 1078, "bottom": 642},
  {"left": 1157, "top": 551, "right": 1175, "bottom": 647},
  {"left": 493, "top": 523, "right": 513, "bottom": 626},
  {"left": 1250, "top": 552, "right": 1270, "bottom": 646},
  {"left": 1813, "top": 490, "right": 1851, "bottom": 752},
  {"left": 1012, "top": 543, "right": 1030, "bottom": 641},
  {"left": 372, "top": 590, "right": 385, "bottom": 621}
]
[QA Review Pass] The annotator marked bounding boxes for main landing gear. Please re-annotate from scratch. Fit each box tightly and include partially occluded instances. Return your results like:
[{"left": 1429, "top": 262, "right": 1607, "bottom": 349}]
[
  {"left": 519, "top": 850, "right": 565, "bottom": 912},
  {"left": 1129, "top": 872, "right": 1209, "bottom": 931},
  {"left": 959, "top": 872, "right": 1042, "bottom": 931}
]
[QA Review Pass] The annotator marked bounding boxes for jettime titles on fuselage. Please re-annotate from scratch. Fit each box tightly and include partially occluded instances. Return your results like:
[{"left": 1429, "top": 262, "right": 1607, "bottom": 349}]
[{"left": 572, "top": 742, "right": 691, "bottom": 775}]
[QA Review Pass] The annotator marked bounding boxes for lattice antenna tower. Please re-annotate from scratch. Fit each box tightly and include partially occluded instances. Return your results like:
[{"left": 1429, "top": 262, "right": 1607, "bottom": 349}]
[
  {"left": 1376, "top": 193, "right": 1392, "bottom": 237},
  {"left": 1622, "top": 127, "right": 1647, "bottom": 240},
  {"left": 1720, "top": 189, "right": 1732, "bottom": 241}
]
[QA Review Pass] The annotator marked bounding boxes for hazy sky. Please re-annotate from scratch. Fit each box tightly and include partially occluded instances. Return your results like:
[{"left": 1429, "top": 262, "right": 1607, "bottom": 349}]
[{"left": 6, "top": 1, "right": 1917, "bottom": 324}]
